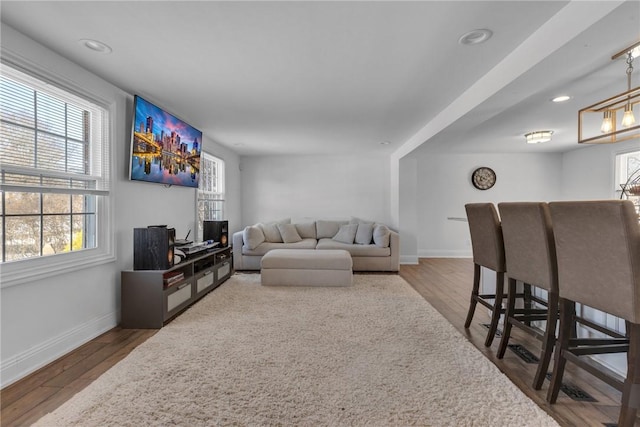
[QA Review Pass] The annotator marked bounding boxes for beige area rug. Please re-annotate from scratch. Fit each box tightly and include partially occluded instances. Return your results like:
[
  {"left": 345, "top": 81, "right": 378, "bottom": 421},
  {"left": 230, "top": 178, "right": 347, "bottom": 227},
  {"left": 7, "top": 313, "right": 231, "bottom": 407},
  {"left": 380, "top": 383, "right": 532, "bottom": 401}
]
[{"left": 35, "top": 273, "right": 559, "bottom": 426}]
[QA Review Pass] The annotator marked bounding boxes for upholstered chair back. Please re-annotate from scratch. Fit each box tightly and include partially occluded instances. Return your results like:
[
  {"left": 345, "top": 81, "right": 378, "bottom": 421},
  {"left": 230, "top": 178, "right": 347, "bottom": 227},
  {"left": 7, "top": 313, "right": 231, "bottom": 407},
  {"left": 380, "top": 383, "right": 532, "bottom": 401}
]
[
  {"left": 549, "top": 200, "right": 640, "bottom": 322},
  {"left": 498, "top": 202, "right": 558, "bottom": 292},
  {"left": 465, "top": 203, "right": 506, "bottom": 273}
]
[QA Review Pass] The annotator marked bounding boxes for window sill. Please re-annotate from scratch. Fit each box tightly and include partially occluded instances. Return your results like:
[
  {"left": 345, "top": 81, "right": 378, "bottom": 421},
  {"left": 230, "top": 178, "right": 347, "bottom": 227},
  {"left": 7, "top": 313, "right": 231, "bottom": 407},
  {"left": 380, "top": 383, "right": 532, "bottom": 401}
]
[{"left": 0, "top": 249, "right": 116, "bottom": 288}]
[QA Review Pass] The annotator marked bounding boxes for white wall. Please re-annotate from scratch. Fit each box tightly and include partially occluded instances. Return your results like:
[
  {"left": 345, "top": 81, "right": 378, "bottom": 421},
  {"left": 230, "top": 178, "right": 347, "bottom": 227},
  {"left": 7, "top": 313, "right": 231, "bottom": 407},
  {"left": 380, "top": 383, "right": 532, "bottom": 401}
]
[
  {"left": 0, "top": 25, "right": 241, "bottom": 386},
  {"left": 409, "top": 151, "right": 563, "bottom": 258},
  {"left": 561, "top": 139, "right": 639, "bottom": 200},
  {"left": 398, "top": 157, "right": 418, "bottom": 264},
  {"left": 240, "top": 155, "right": 391, "bottom": 227},
  {"left": 395, "top": 139, "right": 640, "bottom": 261}
]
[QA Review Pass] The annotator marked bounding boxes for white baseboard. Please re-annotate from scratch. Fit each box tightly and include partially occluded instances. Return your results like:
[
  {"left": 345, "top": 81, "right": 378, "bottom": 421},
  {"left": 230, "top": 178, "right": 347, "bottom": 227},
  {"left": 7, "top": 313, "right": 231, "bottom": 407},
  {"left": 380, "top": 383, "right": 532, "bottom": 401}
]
[
  {"left": 0, "top": 311, "right": 118, "bottom": 388},
  {"left": 418, "top": 249, "right": 472, "bottom": 258}
]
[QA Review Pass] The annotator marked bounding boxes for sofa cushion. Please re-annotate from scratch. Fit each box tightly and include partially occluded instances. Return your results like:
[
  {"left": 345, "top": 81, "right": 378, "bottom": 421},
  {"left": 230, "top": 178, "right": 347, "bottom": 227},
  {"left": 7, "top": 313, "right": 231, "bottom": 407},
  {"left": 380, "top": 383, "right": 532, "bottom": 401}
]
[
  {"left": 355, "top": 223, "right": 374, "bottom": 245},
  {"left": 242, "top": 239, "right": 318, "bottom": 256},
  {"left": 373, "top": 224, "right": 391, "bottom": 248},
  {"left": 316, "top": 220, "right": 348, "bottom": 239},
  {"left": 259, "top": 218, "right": 291, "bottom": 243},
  {"left": 332, "top": 224, "right": 358, "bottom": 244},
  {"left": 243, "top": 225, "right": 265, "bottom": 250},
  {"left": 316, "top": 238, "right": 391, "bottom": 257},
  {"left": 261, "top": 249, "right": 352, "bottom": 271},
  {"left": 259, "top": 223, "right": 282, "bottom": 242},
  {"left": 277, "top": 223, "right": 302, "bottom": 243},
  {"left": 295, "top": 222, "right": 317, "bottom": 239}
]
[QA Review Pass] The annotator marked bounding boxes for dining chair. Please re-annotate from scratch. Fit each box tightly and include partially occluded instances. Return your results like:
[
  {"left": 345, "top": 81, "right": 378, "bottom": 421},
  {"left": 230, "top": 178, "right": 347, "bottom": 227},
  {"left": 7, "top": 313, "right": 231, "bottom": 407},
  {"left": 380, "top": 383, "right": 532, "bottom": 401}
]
[
  {"left": 464, "top": 203, "right": 507, "bottom": 347},
  {"left": 496, "top": 202, "right": 558, "bottom": 390},
  {"left": 547, "top": 200, "right": 640, "bottom": 427}
]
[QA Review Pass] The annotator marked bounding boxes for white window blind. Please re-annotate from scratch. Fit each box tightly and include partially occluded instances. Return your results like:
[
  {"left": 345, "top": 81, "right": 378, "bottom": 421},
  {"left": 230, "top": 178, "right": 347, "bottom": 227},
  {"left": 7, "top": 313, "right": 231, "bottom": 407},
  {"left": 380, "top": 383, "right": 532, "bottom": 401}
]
[{"left": 1, "top": 65, "right": 110, "bottom": 194}]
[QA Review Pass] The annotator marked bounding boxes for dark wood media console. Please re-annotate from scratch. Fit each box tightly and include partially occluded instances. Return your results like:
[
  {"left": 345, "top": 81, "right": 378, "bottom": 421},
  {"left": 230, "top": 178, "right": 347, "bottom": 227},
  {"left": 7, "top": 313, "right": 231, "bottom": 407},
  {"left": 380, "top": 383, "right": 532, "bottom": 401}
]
[{"left": 121, "top": 246, "right": 233, "bottom": 328}]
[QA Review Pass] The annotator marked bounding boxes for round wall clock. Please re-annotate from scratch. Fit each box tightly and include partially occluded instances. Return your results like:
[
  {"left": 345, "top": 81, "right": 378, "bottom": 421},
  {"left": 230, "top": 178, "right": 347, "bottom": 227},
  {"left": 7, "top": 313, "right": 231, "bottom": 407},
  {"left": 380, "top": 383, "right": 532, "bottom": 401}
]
[{"left": 471, "top": 167, "right": 496, "bottom": 190}]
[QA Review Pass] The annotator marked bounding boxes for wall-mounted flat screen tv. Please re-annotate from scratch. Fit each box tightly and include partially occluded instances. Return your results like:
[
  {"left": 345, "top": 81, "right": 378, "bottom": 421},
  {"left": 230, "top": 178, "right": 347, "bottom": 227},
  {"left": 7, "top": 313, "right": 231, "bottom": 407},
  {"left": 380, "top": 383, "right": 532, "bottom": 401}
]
[{"left": 129, "top": 95, "right": 202, "bottom": 188}]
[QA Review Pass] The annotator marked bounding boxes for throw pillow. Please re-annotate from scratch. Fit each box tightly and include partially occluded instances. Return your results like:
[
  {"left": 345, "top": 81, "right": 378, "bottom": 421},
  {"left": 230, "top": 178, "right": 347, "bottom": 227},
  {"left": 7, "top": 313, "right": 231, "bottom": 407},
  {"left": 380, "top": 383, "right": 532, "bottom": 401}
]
[
  {"left": 295, "top": 222, "right": 317, "bottom": 239},
  {"left": 355, "top": 222, "right": 374, "bottom": 245},
  {"left": 332, "top": 223, "right": 358, "bottom": 244},
  {"left": 259, "top": 222, "right": 282, "bottom": 243},
  {"left": 243, "top": 225, "right": 265, "bottom": 250},
  {"left": 373, "top": 224, "right": 391, "bottom": 248},
  {"left": 316, "top": 220, "right": 348, "bottom": 239},
  {"left": 277, "top": 223, "right": 302, "bottom": 243}
]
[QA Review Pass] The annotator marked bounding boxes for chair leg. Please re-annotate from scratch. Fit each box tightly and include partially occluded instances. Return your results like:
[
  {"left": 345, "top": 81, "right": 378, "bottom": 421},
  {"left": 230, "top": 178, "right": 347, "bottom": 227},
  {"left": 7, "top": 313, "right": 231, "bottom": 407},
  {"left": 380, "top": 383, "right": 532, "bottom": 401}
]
[
  {"left": 523, "top": 282, "right": 532, "bottom": 327},
  {"left": 533, "top": 290, "right": 559, "bottom": 390},
  {"left": 547, "top": 298, "right": 574, "bottom": 403},
  {"left": 464, "top": 263, "right": 481, "bottom": 329},
  {"left": 618, "top": 322, "right": 640, "bottom": 427},
  {"left": 497, "top": 278, "right": 517, "bottom": 358},
  {"left": 485, "top": 271, "right": 504, "bottom": 347}
]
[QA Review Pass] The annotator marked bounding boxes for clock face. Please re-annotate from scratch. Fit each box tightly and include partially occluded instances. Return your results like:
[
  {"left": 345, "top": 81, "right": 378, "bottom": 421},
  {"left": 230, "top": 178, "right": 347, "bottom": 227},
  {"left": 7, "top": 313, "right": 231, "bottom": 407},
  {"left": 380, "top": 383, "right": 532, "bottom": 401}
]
[{"left": 471, "top": 167, "right": 496, "bottom": 190}]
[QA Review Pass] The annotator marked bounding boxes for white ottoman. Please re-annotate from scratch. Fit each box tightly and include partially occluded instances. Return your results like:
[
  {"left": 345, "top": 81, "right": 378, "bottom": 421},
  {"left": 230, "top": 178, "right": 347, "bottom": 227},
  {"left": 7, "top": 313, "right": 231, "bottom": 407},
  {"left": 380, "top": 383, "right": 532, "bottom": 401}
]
[{"left": 261, "top": 249, "right": 353, "bottom": 287}]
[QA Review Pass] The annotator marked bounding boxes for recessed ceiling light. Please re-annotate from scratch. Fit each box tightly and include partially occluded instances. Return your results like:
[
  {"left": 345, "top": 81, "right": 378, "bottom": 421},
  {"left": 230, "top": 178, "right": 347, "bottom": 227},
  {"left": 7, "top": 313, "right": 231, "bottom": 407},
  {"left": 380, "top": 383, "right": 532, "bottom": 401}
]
[
  {"left": 551, "top": 95, "right": 571, "bottom": 103},
  {"left": 78, "top": 39, "right": 112, "bottom": 54},
  {"left": 380, "top": 141, "right": 391, "bottom": 145},
  {"left": 458, "top": 29, "right": 493, "bottom": 46}
]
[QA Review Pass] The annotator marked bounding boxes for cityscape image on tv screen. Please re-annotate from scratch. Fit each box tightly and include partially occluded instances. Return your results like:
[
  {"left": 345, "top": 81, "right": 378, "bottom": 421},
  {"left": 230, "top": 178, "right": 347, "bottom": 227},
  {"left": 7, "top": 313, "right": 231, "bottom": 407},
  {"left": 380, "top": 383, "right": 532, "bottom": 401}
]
[{"left": 130, "top": 95, "right": 202, "bottom": 188}]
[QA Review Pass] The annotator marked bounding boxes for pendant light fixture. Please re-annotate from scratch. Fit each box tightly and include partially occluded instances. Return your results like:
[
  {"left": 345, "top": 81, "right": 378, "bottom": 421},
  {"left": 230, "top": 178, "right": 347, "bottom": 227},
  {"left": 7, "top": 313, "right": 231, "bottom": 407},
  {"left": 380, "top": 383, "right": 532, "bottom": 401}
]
[
  {"left": 621, "top": 50, "right": 636, "bottom": 127},
  {"left": 578, "top": 41, "right": 640, "bottom": 144}
]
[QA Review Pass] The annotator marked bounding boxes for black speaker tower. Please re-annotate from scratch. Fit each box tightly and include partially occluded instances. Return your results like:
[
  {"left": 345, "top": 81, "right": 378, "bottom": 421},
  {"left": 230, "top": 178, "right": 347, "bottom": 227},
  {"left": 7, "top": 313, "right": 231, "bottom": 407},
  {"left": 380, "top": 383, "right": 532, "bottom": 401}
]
[
  {"left": 133, "top": 226, "right": 175, "bottom": 270},
  {"left": 203, "top": 220, "right": 228, "bottom": 247}
]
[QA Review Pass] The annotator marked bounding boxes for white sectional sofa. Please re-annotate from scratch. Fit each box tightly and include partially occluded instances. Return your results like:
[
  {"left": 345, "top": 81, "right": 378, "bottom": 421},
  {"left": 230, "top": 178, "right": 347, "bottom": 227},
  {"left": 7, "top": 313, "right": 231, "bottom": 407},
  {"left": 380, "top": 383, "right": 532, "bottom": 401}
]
[{"left": 232, "top": 218, "right": 399, "bottom": 272}]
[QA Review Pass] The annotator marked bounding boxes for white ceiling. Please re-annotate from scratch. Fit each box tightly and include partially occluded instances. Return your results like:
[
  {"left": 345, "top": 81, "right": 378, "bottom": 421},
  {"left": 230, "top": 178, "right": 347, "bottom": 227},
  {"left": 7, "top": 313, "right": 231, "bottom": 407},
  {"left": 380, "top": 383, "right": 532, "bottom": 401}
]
[{"left": 1, "top": 1, "right": 639, "bottom": 157}]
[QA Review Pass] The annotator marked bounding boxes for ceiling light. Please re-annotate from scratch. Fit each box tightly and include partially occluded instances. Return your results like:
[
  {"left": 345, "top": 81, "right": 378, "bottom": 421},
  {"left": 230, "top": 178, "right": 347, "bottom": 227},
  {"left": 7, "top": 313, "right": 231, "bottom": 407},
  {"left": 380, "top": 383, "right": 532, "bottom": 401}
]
[
  {"left": 552, "top": 95, "right": 571, "bottom": 103},
  {"left": 600, "top": 111, "right": 614, "bottom": 133},
  {"left": 524, "top": 131, "right": 553, "bottom": 144},
  {"left": 380, "top": 141, "right": 391, "bottom": 145},
  {"left": 458, "top": 29, "right": 493, "bottom": 46},
  {"left": 622, "top": 103, "right": 636, "bottom": 127},
  {"left": 579, "top": 40, "right": 639, "bottom": 144},
  {"left": 78, "top": 39, "right": 112, "bottom": 54}
]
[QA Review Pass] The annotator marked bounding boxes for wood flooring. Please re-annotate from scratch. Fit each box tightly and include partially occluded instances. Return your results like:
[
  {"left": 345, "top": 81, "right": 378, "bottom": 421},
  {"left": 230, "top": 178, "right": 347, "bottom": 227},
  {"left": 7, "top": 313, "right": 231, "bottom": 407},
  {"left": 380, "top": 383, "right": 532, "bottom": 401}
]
[
  {"left": 1, "top": 258, "right": 635, "bottom": 426},
  {"left": 402, "top": 258, "right": 636, "bottom": 427},
  {"left": 0, "top": 328, "right": 157, "bottom": 426}
]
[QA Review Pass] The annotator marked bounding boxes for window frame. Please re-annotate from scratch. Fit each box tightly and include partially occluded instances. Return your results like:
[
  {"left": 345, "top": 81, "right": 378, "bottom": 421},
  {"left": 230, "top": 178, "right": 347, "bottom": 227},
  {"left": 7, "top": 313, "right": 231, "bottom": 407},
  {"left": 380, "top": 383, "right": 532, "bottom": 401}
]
[
  {"left": 195, "top": 152, "right": 225, "bottom": 242},
  {"left": 0, "top": 58, "right": 115, "bottom": 289},
  {"left": 614, "top": 148, "right": 640, "bottom": 212}
]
